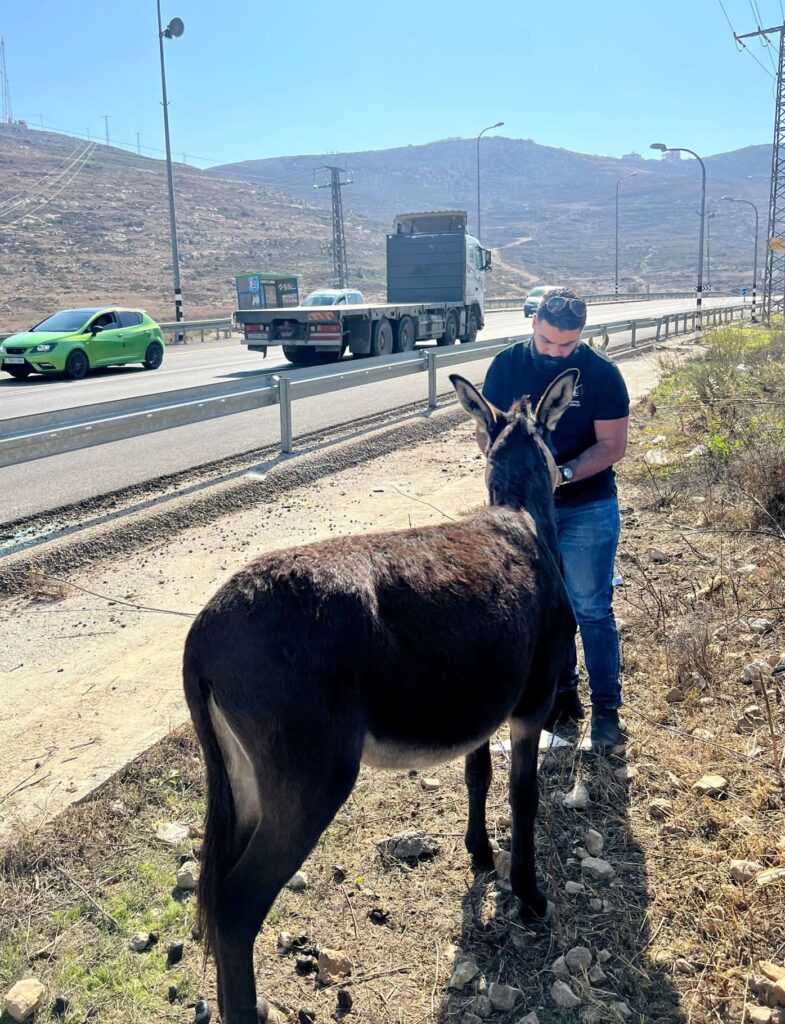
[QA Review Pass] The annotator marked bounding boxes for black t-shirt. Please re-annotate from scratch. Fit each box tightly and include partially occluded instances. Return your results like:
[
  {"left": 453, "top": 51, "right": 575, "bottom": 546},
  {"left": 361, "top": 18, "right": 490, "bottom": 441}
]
[{"left": 482, "top": 341, "right": 630, "bottom": 507}]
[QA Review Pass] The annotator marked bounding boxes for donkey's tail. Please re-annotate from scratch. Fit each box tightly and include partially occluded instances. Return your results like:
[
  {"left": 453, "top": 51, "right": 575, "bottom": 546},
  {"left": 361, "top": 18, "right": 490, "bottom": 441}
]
[{"left": 183, "top": 634, "right": 235, "bottom": 958}]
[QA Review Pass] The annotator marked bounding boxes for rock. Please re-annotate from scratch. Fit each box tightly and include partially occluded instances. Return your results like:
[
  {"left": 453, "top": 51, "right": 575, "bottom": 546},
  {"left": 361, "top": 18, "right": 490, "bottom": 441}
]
[
  {"left": 565, "top": 946, "right": 593, "bottom": 974},
  {"left": 691, "top": 728, "right": 715, "bottom": 741},
  {"left": 488, "top": 982, "right": 520, "bottom": 1012},
  {"left": 335, "top": 988, "right": 353, "bottom": 1011},
  {"left": 176, "top": 860, "right": 200, "bottom": 890},
  {"left": 574, "top": 847, "right": 589, "bottom": 860},
  {"left": 376, "top": 831, "right": 439, "bottom": 860},
  {"left": 52, "top": 996, "right": 70, "bottom": 1017},
  {"left": 580, "top": 857, "right": 615, "bottom": 882},
  {"left": 518, "top": 1014, "right": 540, "bottom": 1024},
  {"left": 585, "top": 829, "right": 604, "bottom": 857},
  {"left": 760, "top": 963, "right": 785, "bottom": 983},
  {"left": 3, "top": 980, "right": 45, "bottom": 1022},
  {"left": 130, "top": 932, "right": 154, "bottom": 952},
  {"left": 109, "top": 800, "right": 130, "bottom": 817},
  {"left": 614, "top": 765, "right": 638, "bottom": 782},
  {"left": 317, "top": 947, "right": 352, "bottom": 985},
  {"left": 166, "top": 940, "right": 184, "bottom": 967},
  {"left": 562, "top": 782, "right": 591, "bottom": 809},
  {"left": 298, "top": 1009, "right": 316, "bottom": 1024},
  {"left": 462, "top": 1013, "right": 483, "bottom": 1024},
  {"left": 565, "top": 881, "right": 585, "bottom": 895},
  {"left": 588, "top": 964, "right": 606, "bottom": 984},
  {"left": 277, "top": 931, "right": 294, "bottom": 952},
  {"left": 296, "top": 955, "right": 317, "bottom": 975},
  {"left": 465, "top": 994, "right": 493, "bottom": 1018},
  {"left": 749, "top": 618, "right": 774, "bottom": 635},
  {"left": 551, "top": 955, "right": 570, "bottom": 978},
  {"left": 598, "top": 949, "right": 612, "bottom": 964},
  {"left": 692, "top": 774, "right": 728, "bottom": 798},
  {"left": 748, "top": 1009, "right": 773, "bottom": 1023},
  {"left": 331, "top": 863, "right": 347, "bottom": 882},
  {"left": 194, "top": 999, "right": 212, "bottom": 1024},
  {"left": 771, "top": 979, "right": 785, "bottom": 1006},
  {"left": 610, "top": 1002, "right": 632, "bottom": 1019},
  {"left": 756, "top": 867, "right": 785, "bottom": 888},
  {"left": 589, "top": 898, "right": 603, "bottom": 911},
  {"left": 421, "top": 777, "right": 441, "bottom": 791},
  {"left": 738, "top": 706, "right": 767, "bottom": 733},
  {"left": 167, "top": 986, "right": 179, "bottom": 1004},
  {"left": 649, "top": 798, "right": 674, "bottom": 819},
  {"left": 286, "top": 871, "right": 308, "bottom": 892},
  {"left": 666, "top": 687, "right": 686, "bottom": 703},
  {"left": 731, "top": 859, "right": 764, "bottom": 883},
  {"left": 551, "top": 980, "right": 582, "bottom": 1010},
  {"left": 647, "top": 547, "right": 670, "bottom": 563},
  {"left": 644, "top": 449, "right": 673, "bottom": 466},
  {"left": 493, "top": 848, "right": 511, "bottom": 881},
  {"left": 156, "top": 822, "right": 189, "bottom": 846},
  {"left": 191, "top": 924, "right": 202, "bottom": 942},
  {"left": 448, "top": 959, "right": 480, "bottom": 989},
  {"left": 742, "top": 660, "right": 771, "bottom": 691}
]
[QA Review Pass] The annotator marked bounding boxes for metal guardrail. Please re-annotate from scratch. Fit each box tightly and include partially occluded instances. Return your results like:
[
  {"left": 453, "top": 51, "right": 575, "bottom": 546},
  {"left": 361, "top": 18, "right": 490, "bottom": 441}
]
[
  {"left": 159, "top": 318, "right": 233, "bottom": 343},
  {"left": 484, "top": 290, "right": 727, "bottom": 311},
  {"left": 0, "top": 303, "right": 750, "bottom": 469}
]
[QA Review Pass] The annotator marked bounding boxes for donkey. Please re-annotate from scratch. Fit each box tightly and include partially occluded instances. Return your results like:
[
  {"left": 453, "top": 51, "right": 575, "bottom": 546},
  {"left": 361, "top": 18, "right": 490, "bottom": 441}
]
[{"left": 183, "top": 369, "right": 580, "bottom": 1024}]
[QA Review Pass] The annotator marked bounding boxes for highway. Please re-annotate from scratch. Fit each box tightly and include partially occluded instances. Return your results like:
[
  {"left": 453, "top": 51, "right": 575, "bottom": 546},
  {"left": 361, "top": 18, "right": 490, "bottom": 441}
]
[{"left": 0, "top": 296, "right": 738, "bottom": 526}]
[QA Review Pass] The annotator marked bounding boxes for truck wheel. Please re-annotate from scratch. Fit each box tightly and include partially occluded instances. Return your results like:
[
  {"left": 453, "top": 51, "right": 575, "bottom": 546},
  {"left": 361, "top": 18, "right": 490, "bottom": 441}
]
[
  {"left": 460, "top": 310, "right": 479, "bottom": 344},
  {"left": 438, "top": 311, "right": 459, "bottom": 347},
  {"left": 393, "top": 316, "right": 416, "bottom": 353},
  {"left": 371, "top": 318, "right": 393, "bottom": 356}
]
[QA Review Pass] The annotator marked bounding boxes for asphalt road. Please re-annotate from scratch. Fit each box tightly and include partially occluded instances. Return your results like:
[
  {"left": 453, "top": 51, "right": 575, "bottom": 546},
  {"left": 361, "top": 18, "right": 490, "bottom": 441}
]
[{"left": 0, "top": 296, "right": 739, "bottom": 525}]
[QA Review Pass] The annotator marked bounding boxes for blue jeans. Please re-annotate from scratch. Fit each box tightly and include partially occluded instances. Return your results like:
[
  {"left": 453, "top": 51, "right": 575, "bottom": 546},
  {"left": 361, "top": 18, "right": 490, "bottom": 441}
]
[{"left": 555, "top": 496, "right": 622, "bottom": 709}]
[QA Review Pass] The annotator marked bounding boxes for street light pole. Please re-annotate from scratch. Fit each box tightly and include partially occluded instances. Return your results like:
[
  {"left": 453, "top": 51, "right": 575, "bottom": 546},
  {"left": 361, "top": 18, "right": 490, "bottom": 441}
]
[
  {"left": 157, "top": 1, "right": 185, "bottom": 339},
  {"left": 615, "top": 171, "right": 637, "bottom": 296},
  {"left": 721, "top": 195, "right": 760, "bottom": 320},
  {"left": 476, "top": 121, "right": 503, "bottom": 242},
  {"left": 651, "top": 143, "right": 707, "bottom": 327}
]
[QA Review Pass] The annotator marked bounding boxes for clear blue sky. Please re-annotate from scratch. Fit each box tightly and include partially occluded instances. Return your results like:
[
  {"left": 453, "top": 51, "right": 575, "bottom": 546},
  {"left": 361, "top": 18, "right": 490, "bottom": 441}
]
[{"left": 2, "top": 0, "right": 781, "bottom": 166}]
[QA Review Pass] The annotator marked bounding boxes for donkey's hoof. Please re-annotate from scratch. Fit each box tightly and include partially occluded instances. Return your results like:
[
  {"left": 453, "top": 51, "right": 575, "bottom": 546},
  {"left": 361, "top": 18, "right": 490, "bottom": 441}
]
[
  {"left": 469, "top": 844, "right": 495, "bottom": 871},
  {"left": 518, "top": 892, "right": 552, "bottom": 922}
]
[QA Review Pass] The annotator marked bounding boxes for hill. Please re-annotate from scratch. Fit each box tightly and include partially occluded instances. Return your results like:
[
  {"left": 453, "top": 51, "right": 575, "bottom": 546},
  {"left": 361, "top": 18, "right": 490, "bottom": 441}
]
[
  {"left": 214, "top": 138, "right": 772, "bottom": 296},
  {"left": 0, "top": 128, "right": 773, "bottom": 333}
]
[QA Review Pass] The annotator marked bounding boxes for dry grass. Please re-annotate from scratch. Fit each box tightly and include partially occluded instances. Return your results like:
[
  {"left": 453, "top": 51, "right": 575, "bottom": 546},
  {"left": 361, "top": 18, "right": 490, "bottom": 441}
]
[{"left": 1, "top": 326, "right": 784, "bottom": 1023}]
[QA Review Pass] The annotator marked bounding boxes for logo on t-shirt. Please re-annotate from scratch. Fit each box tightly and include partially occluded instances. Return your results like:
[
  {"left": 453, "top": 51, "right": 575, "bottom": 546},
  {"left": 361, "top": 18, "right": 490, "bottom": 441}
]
[{"left": 568, "top": 382, "right": 583, "bottom": 408}]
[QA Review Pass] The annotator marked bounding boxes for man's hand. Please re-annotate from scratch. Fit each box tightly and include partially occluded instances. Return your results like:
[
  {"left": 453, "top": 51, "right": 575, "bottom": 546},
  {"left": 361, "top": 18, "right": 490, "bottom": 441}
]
[{"left": 560, "top": 417, "right": 628, "bottom": 484}]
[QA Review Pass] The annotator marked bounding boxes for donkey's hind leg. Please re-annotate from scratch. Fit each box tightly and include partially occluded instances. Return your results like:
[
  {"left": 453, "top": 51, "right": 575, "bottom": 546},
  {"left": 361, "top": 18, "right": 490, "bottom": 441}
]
[
  {"left": 508, "top": 716, "right": 549, "bottom": 919},
  {"left": 212, "top": 754, "right": 361, "bottom": 1024},
  {"left": 464, "top": 740, "right": 494, "bottom": 869}
]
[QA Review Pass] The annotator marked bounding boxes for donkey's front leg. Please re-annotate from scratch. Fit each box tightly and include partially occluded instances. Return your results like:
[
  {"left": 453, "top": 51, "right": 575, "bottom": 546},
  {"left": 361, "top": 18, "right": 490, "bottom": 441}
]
[
  {"left": 508, "top": 717, "right": 550, "bottom": 918},
  {"left": 464, "top": 740, "right": 494, "bottom": 869}
]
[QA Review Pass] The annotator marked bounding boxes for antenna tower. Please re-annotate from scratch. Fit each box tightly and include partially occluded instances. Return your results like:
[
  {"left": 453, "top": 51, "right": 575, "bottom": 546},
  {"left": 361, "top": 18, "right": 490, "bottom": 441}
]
[{"left": 1, "top": 38, "right": 12, "bottom": 124}]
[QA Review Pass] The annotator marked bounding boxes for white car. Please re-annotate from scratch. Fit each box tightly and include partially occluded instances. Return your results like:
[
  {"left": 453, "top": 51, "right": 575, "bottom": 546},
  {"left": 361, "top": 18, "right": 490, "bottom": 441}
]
[{"left": 301, "top": 288, "right": 365, "bottom": 306}]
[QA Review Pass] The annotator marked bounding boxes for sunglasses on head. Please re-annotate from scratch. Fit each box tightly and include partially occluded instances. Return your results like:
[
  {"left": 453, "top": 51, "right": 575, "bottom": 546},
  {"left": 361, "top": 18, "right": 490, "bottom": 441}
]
[{"left": 542, "top": 295, "right": 587, "bottom": 317}]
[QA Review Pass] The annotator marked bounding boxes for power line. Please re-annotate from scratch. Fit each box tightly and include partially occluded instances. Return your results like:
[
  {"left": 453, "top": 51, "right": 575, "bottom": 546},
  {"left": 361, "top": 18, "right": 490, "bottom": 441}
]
[
  {"left": 0, "top": 144, "right": 95, "bottom": 230},
  {"left": 0, "top": 143, "right": 93, "bottom": 220}
]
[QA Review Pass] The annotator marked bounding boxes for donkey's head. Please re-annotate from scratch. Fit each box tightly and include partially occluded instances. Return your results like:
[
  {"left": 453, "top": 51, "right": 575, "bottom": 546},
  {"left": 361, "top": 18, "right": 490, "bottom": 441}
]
[{"left": 450, "top": 370, "right": 579, "bottom": 511}]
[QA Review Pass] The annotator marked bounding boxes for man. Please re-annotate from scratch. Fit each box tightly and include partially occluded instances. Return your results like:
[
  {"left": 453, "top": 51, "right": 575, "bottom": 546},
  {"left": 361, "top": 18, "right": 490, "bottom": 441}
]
[{"left": 480, "top": 288, "right": 629, "bottom": 752}]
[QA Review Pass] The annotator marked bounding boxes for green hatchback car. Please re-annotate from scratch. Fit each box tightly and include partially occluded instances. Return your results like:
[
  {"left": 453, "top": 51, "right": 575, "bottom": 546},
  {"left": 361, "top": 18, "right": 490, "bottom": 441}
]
[{"left": 0, "top": 307, "right": 165, "bottom": 381}]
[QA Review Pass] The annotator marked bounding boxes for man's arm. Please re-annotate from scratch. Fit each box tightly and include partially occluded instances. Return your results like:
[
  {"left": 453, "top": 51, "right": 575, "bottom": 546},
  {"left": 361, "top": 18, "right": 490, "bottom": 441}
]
[{"left": 559, "top": 417, "right": 628, "bottom": 485}]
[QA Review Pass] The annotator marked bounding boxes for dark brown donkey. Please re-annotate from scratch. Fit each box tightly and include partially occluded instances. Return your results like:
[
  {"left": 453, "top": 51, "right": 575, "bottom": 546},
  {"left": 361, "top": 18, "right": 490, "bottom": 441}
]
[{"left": 183, "top": 369, "right": 580, "bottom": 1024}]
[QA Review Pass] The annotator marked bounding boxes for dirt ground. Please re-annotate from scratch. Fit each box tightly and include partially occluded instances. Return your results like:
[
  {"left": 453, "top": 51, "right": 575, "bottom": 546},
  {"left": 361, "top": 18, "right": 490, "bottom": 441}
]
[{"left": 0, "top": 350, "right": 666, "bottom": 844}]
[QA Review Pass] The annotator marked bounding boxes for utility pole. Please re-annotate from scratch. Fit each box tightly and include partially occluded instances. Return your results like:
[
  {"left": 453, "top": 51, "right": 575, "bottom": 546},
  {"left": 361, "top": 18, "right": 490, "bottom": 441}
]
[
  {"left": 735, "top": 22, "right": 785, "bottom": 319},
  {"left": 136, "top": 132, "right": 142, "bottom": 155},
  {"left": 103, "top": 115, "right": 110, "bottom": 147},
  {"left": 315, "top": 165, "right": 351, "bottom": 287},
  {"left": 705, "top": 209, "right": 716, "bottom": 291},
  {"left": 0, "top": 38, "right": 12, "bottom": 124}
]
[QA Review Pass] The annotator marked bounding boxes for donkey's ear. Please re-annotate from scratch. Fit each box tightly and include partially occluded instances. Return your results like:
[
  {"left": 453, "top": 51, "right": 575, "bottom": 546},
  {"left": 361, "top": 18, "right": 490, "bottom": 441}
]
[
  {"left": 535, "top": 369, "right": 580, "bottom": 431},
  {"left": 450, "top": 374, "right": 502, "bottom": 440}
]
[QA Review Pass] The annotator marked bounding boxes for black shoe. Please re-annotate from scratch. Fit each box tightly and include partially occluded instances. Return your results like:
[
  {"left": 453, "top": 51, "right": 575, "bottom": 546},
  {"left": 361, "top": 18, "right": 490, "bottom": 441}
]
[
  {"left": 591, "top": 706, "right": 622, "bottom": 752},
  {"left": 544, "top": 688, "right": 585, "bottom": 731}
]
